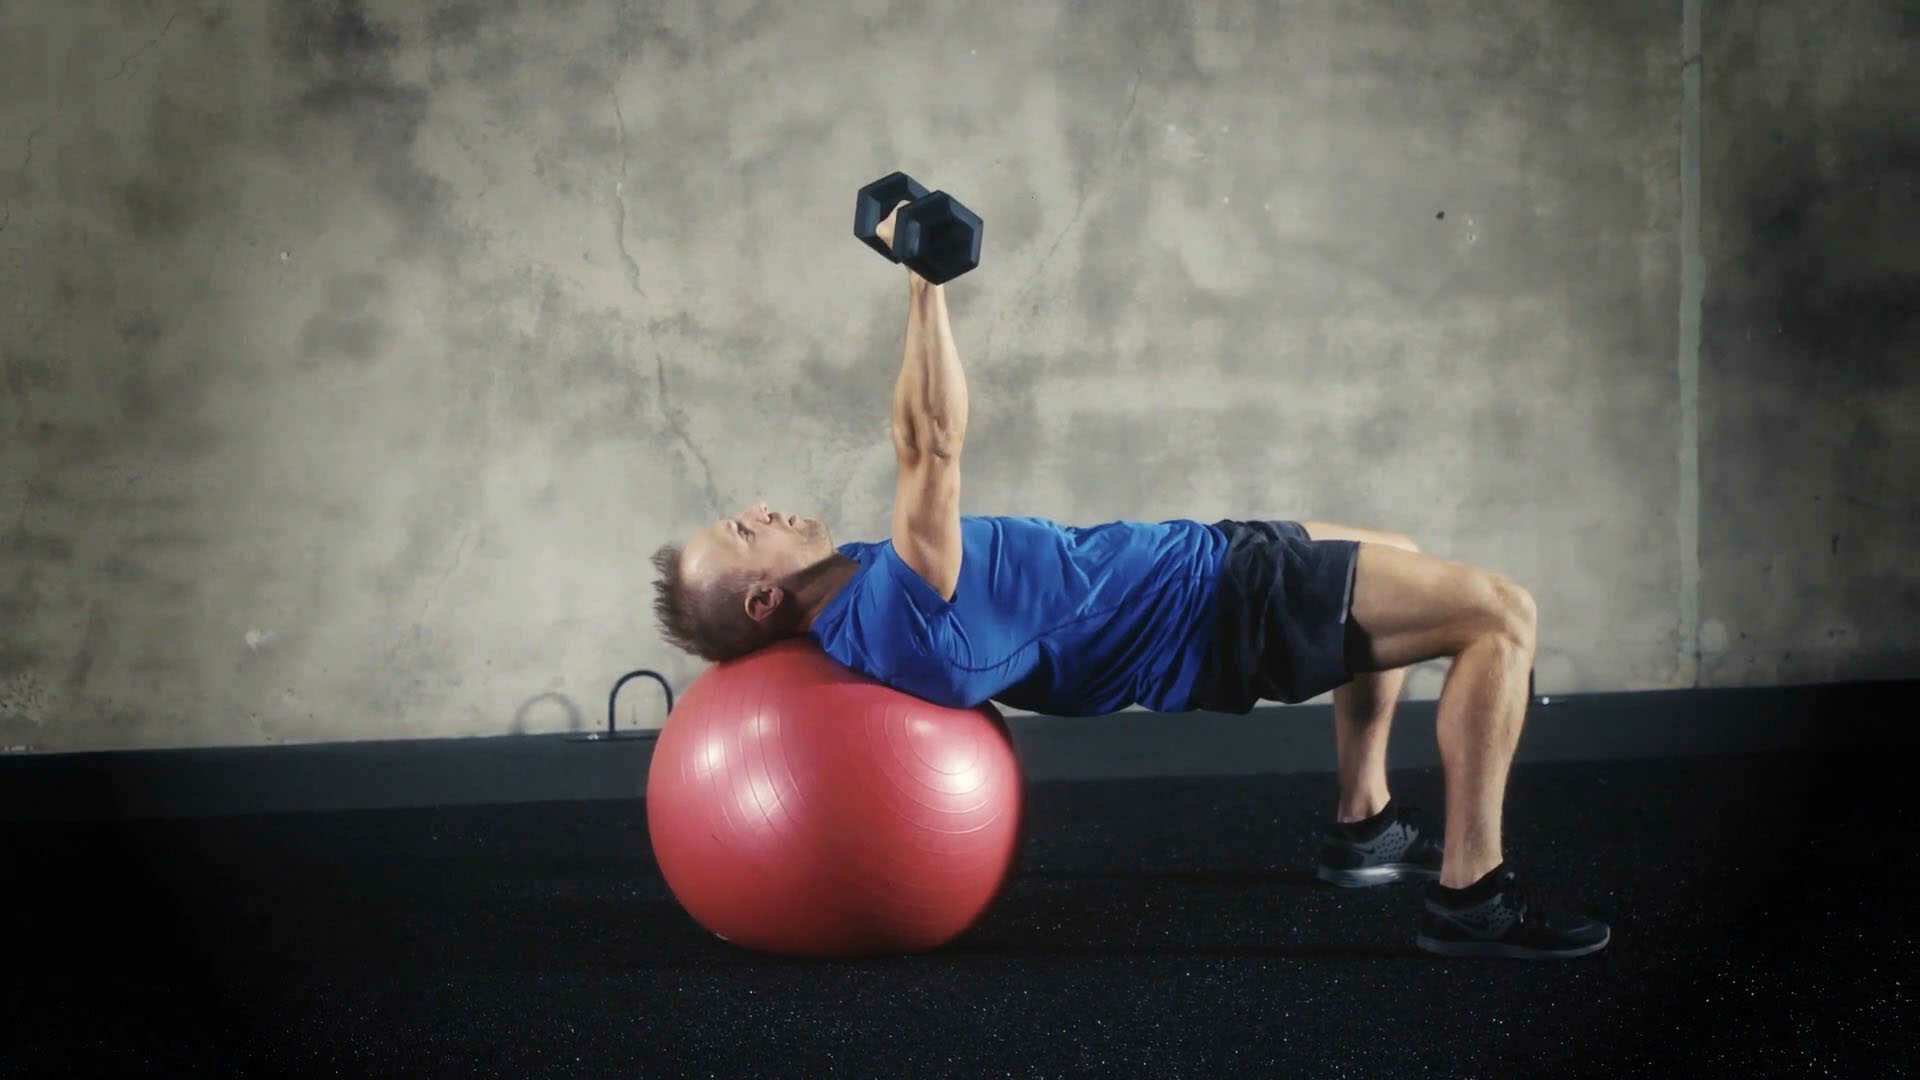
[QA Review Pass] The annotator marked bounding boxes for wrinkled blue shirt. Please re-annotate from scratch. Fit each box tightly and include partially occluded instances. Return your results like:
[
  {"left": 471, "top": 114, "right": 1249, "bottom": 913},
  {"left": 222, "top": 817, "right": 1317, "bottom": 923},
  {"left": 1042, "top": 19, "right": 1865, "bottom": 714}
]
[{"left": 808, "top": 515, "right": 1227, "bottom": 716}]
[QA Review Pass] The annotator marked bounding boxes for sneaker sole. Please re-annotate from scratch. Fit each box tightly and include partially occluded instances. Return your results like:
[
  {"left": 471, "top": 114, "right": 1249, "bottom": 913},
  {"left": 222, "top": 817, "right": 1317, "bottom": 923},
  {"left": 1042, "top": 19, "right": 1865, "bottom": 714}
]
[
  {"left": 1415, "top": 926, "right": 1612, "bottom": 960},
  {"left": 1315, "top": 863, "right": 1442, "bottom": 887}
]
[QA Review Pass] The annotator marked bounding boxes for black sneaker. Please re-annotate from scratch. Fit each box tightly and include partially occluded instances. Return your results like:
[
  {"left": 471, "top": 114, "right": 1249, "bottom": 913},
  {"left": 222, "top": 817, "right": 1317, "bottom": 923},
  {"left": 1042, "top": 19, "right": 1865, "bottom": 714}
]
[
  {"left": 1417, "top": 866, "right": 1611, "bottom": 959},
  {"left": 1314, "top": 800, "right": 1444, "bottom": 887}
]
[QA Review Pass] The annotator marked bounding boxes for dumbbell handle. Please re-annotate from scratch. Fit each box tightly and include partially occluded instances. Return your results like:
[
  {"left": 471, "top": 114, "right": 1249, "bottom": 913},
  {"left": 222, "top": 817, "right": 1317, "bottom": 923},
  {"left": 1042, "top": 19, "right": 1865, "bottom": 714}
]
[{"left": 854, "top": 172, "right": 929, "bottom": 263}]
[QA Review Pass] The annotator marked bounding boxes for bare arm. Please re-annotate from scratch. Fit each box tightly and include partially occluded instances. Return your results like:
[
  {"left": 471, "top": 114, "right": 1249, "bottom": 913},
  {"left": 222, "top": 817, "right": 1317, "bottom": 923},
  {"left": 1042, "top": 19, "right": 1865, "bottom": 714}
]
[
  {"left": 884, "top": 207, "right": 969, "bottom": 459},
  {"left": 877, "top": 202, "right": 967, "bottom": 600}
]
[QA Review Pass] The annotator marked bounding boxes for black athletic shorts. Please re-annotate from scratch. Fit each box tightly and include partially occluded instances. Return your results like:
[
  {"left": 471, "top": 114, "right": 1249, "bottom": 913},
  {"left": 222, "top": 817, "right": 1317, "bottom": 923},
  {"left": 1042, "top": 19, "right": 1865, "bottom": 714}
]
[{"left": 1183, "top": 520, "right": 1364, "bottom": 713}]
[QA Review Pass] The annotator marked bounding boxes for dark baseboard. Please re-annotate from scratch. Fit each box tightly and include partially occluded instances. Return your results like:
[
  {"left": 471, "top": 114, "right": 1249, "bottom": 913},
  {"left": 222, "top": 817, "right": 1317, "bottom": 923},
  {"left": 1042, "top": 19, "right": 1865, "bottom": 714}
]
[{"left": 0, "top": 679, "right": 1913, "bottom": 823}]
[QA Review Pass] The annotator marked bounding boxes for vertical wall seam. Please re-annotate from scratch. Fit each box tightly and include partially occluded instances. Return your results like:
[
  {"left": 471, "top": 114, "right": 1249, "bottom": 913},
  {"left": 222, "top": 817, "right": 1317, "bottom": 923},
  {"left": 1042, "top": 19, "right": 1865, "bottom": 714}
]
[{"left": 1678, "top": 0, "right": 1705, "bottom": 687}]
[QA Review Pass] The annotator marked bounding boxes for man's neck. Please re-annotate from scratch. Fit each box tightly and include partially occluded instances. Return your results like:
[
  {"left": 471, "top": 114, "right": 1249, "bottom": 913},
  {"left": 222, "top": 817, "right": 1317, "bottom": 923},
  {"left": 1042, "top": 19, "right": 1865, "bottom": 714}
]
[{"left": 797, "top": 555, "right": 861, "bottom": 632}]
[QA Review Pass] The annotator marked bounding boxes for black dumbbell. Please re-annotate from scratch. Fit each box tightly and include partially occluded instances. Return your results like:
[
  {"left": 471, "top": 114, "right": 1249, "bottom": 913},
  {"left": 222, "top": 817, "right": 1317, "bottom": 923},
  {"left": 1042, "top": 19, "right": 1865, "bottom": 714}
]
[{"left": 853, "top": 172, "right": 984, "bottom": 285}]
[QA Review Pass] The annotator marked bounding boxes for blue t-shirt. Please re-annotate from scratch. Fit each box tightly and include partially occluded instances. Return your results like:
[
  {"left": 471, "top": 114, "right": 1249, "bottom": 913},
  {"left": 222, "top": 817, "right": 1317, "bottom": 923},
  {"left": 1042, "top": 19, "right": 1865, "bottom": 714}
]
[{"left": 808, "top": 515, "right": 1228, "bottom": 716}]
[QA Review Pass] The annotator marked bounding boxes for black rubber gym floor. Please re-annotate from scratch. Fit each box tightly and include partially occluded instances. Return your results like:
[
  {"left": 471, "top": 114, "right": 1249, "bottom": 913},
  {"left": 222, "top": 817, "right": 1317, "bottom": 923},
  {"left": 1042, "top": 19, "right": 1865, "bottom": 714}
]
[{"left": 4, "top": 747, "right": 1913, "bottom": 1078}]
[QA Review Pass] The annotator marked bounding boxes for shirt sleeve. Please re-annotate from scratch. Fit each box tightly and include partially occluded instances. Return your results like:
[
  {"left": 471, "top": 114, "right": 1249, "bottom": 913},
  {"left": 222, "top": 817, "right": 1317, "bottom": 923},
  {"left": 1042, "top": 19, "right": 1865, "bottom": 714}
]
[
  {"left": 877, "top": 540, "right": 956, "bottom": 620},
  {"left": 832, "top": 541, "right": 956, "bottom": 682}
]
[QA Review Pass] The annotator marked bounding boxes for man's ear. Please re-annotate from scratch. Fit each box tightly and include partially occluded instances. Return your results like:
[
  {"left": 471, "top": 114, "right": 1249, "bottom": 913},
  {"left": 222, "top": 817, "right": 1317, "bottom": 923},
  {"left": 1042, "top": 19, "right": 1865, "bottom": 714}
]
[{"left": 744, "top": 583, "right": 784, "bottom": 624}]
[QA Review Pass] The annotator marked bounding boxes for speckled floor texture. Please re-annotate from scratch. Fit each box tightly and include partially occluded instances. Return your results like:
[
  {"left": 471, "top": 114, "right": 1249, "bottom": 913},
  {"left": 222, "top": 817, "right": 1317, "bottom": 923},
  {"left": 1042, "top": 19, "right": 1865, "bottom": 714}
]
[{"left": 4, "top": 747, "right": 1914, "bottom": 1078}]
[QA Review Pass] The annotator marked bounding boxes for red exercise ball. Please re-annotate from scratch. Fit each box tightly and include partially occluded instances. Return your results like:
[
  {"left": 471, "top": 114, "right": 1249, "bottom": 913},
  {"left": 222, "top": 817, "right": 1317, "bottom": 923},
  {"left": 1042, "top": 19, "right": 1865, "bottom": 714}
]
[{"left": 646, "top": 638, "right": 1025, "bottom": 958}]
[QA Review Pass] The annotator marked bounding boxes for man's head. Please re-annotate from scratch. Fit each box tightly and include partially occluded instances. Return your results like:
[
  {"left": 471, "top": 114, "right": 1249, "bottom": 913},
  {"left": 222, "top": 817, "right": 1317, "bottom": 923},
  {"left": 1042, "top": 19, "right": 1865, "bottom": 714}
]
[{"left": 649, "top": 501, "right": 840, "bottom": 662}]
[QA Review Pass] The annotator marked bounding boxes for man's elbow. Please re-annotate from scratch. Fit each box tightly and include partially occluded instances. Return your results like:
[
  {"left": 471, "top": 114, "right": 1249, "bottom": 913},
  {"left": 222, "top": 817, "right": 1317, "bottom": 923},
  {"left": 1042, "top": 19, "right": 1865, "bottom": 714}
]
[
  {"left": 898, "top": 416, "right": 964, "bottom": 461},
  {"left": 922, "top": 425, "right": 964, "bottom": 461}
]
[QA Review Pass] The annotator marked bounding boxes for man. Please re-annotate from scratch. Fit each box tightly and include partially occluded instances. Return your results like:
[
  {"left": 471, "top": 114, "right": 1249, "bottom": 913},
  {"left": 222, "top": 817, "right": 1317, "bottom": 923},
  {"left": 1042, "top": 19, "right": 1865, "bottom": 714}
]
[{"left": 650, "top": 202, "right": 1609, "bottom": 961}]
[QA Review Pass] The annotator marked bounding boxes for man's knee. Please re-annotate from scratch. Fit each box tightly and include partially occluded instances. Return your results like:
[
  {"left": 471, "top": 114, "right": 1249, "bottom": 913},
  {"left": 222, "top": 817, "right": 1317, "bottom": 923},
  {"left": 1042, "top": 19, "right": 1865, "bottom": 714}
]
[{"left": 1491, "top": 577, "right": 1538, "bottom": 648}]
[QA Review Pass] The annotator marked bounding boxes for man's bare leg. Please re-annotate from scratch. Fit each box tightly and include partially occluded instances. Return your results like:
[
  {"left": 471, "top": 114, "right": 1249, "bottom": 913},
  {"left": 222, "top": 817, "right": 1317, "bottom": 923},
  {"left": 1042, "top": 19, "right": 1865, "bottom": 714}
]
[
  {"left": 1431, "top": 619, "right": 1535, "bottom": 888},
  {"left": 1300, "top": 524, "right": 1421, "bottom": 827},
  {"left": 1331, "top": 667, "right": 1407, "bottom": 823},
  {"left": 1336, "top": 541, "right": 1539, "bottom": 890},
  {"left": 1332, "top": 541, "right": 1605, "bottom": 956}
]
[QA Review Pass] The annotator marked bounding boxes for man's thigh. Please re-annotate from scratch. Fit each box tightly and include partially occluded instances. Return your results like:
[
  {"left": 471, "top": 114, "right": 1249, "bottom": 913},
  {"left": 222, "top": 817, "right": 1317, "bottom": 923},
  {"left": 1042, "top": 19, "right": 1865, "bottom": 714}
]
[
  {"left": 1294, "top": 522, "right": 1525, "bottom": 676},
  {"left": 1297, "top": 522, "right": 1427, "bottom": 675},
  {"left": 1299, "top": 521, "right": 1420, "bottom": 552}
]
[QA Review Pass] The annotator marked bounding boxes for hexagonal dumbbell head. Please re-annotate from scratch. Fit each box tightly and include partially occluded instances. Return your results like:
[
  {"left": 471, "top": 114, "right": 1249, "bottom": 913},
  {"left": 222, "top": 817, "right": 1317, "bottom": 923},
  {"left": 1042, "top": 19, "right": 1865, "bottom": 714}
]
[
  {"left": 854, "top": 172, "right": 930, "bottom": 262},
  {"left": 893, "top": 192, "right": 983, "bottom": 285}
]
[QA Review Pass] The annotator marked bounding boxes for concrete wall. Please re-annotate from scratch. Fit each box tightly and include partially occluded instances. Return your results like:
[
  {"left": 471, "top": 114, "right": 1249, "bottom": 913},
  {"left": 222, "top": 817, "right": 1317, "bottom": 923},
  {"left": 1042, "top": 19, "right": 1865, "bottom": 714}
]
[
  {"left": 0, "top": 0, "right": 1911, "bottom": 754},
  {"left": 1697, "top": 0, "right": 1919, "bottom": 686}
]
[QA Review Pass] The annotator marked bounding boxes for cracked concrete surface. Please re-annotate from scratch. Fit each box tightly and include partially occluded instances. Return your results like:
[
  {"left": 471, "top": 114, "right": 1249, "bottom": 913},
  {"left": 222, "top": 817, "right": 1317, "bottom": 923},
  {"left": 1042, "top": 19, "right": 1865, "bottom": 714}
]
[{"left": 0, "top": 0, "right": 1913, "bottom": 753}]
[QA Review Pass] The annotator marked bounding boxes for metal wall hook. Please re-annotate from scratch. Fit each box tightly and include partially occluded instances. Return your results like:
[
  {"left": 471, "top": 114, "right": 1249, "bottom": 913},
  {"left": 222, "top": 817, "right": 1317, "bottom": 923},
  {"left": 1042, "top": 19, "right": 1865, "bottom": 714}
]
[{"left": 567, "top": 669, "right": 673, "bottom": 742}]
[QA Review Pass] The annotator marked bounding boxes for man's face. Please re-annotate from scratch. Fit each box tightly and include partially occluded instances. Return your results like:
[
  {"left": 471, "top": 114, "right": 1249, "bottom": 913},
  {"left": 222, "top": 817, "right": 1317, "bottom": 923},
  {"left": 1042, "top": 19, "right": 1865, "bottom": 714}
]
[{"left": 681, "top": 501, "right": 835, "bottom": 621}]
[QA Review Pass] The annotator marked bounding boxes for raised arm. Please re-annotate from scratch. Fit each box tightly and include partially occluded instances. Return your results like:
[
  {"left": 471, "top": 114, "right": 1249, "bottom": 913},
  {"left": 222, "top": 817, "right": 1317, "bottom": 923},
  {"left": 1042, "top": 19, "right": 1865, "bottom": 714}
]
[
  {"left": 878, "top": 202, "right": 966, "bottom": 600},
  {"left": 890, "top": 278, "right": 969, "bottom": 460}
]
